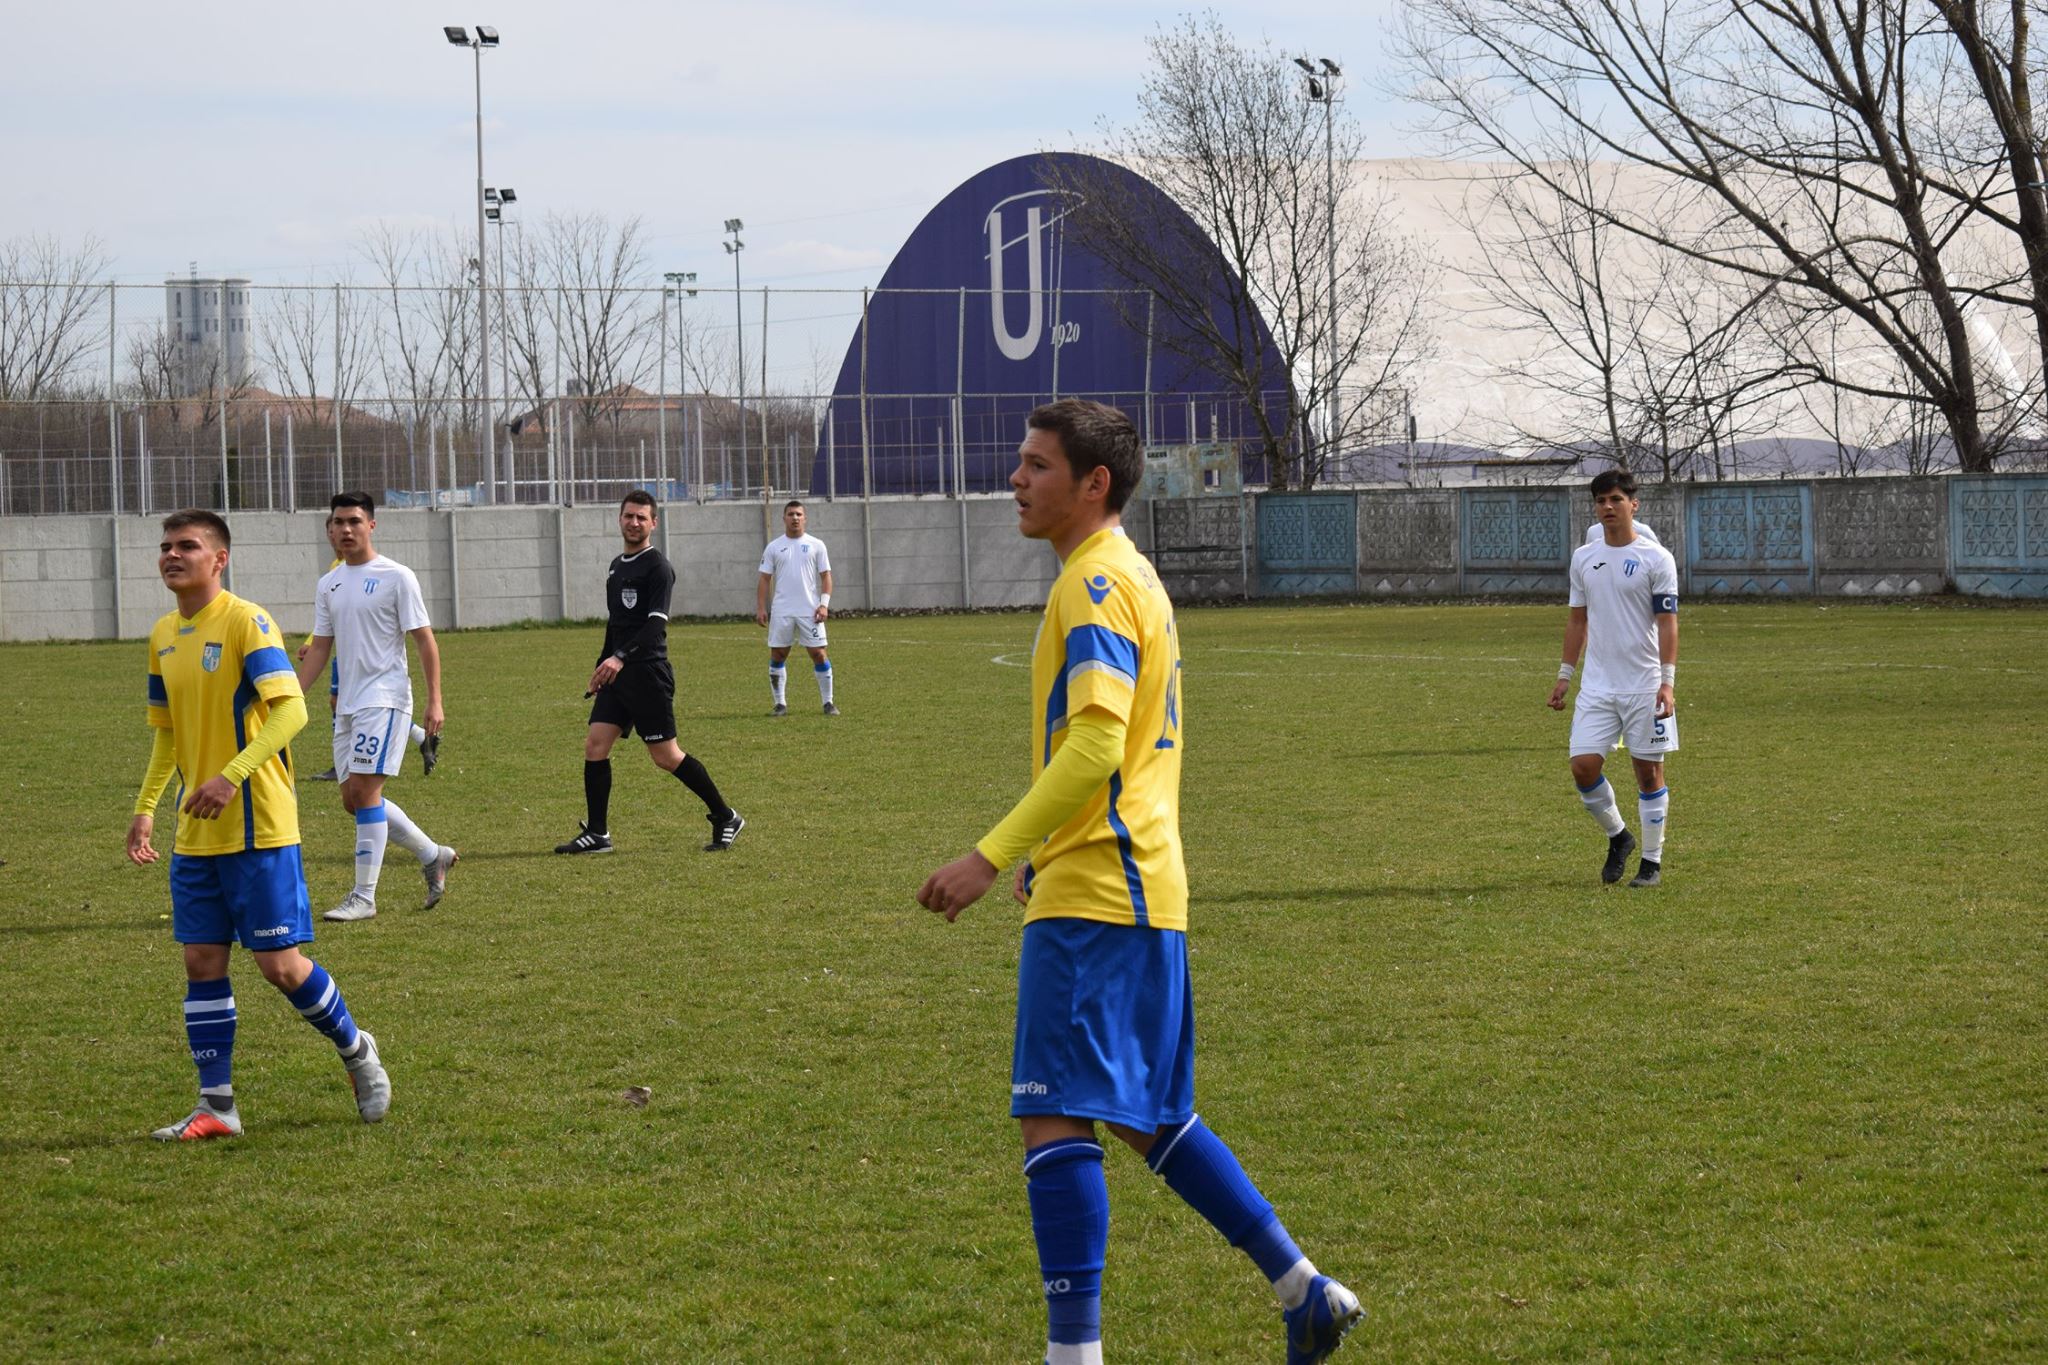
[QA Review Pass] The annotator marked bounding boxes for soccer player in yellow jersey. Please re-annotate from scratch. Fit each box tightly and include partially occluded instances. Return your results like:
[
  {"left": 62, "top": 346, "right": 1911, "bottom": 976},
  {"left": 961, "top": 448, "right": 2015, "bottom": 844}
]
[
  {"left": 126, "top": 510, "right": 391, "bottom": 1141},
  {"left": 918, "top": 401, "right": 1363, "bottom": 1365}
]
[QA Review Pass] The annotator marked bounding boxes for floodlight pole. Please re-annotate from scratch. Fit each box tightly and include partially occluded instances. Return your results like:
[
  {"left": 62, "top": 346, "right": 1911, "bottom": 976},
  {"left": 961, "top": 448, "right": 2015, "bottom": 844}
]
[
  {"left": 448, "top": 26, "right": 501, "bottom": 500},
  {"left": 1299, "top": 56, "right": 1342, "bottom": 469},
  {"left": 725, "top": 219, "right": 747, "bottom": 484}
]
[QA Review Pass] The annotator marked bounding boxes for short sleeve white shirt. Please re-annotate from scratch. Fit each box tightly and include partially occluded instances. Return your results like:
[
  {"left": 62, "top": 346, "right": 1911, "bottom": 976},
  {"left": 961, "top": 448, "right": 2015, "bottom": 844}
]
[
  {"left": 759, "top": 533, "right": 831, "bottom": 618},
  {"left": 313, "top": 555, "right": 431, "bottom": 714},
  {"left": 1568, "top": 535, "right": 1678, "bottom": 696}
]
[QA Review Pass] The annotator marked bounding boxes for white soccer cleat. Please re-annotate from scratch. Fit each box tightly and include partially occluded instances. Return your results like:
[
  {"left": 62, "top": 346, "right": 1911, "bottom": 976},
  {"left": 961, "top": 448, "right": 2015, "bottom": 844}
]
[
  {"left": 322, "top": 891, "right": 377, "bottom": 922},
  {"left": 422, "top": 846, "right": 458, "bottom": 910},
  {"left": 344, "top": 1030, "right": 391, "bottom": 1123},
  {"left": 151, "top": 1103, "right": 243, "bottom": 1141}
]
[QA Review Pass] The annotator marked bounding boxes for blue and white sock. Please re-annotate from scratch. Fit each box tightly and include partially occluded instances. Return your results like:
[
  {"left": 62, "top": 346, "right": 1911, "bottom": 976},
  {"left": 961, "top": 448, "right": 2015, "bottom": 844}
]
[
  {"left": 285, "top": 962, "right": 362, "bottom": 1055},
  {"left": 815, "top": 660, "right": 834, "bottom": 706},
  {"left": 381, "top": 798, "right": 438, "bottom": 865},
  {"left": 1577, "top": 777, "right": 1628, "bottom": 837},
  {"left": 1149, "top": 1115, "right": 1318, "bottom": 1309},
  {"left": 409, "top": 723, "right": 427, "bottom": 746},
  {"left": 769, "top": 661, "right": 787, "bottom": 706},
  {"left": 1024, "top": 1138, "right": 1108, "bottom": 1364},
  {"left": 1638, "top": 786, "right": 1669, "bottom": 862},
  {"left": 184, "top": 977, "right": 236, "bottom": 1102},
  {"left": 353, "top": 802, "right": 389, "bottom": 898}
]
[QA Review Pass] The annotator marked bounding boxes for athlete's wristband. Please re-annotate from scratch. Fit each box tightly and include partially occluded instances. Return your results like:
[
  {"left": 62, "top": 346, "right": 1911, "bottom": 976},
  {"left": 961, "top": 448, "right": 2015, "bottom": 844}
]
[
  {"left": 1659, "top": 663, "right": 1676, "bottom": 686},
  {"left": 1557, "top": 662, "right": 1575, "bottom": 682},
  {"left": 818, "top": 594, "right": 830, "bottom": 608}
]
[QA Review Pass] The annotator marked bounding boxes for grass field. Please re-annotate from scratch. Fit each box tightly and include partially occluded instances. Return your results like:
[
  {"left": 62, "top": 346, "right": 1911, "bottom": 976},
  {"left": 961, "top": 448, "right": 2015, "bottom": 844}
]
[{"left": 3, "top": 597, "right": 2045, "bottom": 1361}]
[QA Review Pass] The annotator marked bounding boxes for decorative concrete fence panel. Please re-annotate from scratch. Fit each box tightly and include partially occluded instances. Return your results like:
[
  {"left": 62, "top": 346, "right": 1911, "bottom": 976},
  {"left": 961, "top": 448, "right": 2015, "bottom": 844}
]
[
  {"left": 1256, "top": 494, "right": 1355, "bottom": 596},
  {"left": 1358, "top": 489, "right": 1457, "bottom": 595},
  {"left": 1150, "top": 495, "right": 1250, "bottom": 600},
  {"left": 1686, "top": 485, "right": 1815, "bottom": 594},
  {"left": 1459, "top": 488, "right": 1571, "bottom": 594},
  {"left": 1950, "top": 476, "right": 2048, "bottom": 597},
  {"left": 1815, "top": 478, "right": 1947, "bottom": 595}
]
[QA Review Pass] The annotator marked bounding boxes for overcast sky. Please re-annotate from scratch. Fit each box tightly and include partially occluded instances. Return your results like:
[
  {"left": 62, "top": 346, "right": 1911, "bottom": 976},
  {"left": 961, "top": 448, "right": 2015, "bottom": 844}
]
[{"left": 5, "top": 0, "right": 1410, "bottom": 289}]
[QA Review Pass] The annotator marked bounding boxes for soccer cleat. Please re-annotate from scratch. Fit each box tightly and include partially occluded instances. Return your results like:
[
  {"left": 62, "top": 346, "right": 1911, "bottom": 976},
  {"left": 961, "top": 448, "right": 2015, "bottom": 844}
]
[
  {"left": 771, "top": 703, "right": 787, "bottom": 717},
  {"left": 1283, "top": 1274, "right": 1364, "bottom": 1365},
  {"left": 822, "top": 702, "right": 840, "bottom": 717},
  {"left": 1628, "top": 858, "right": 1661, "bottom": 888},
  {"left": 422, "top": 845, "right": 458, "bottom": 910},
  {"left": 151, "top": 1103, "right": 243, "bottom": 1142},
  {"left": 323, "top": 891, "right": 377, "bottom": 922},
  {"left": 419, "top": 732, "right": 441, "bottom": 777},
  {"left": 1601, "top": 829, "right": 1638, "bottom": 885},
  {"left": 554, "top": 823, "right": 614, "bottom": 855},
  {"left": 704, "top": 808, "right": 745, "bottom": 852},
  {"left": 309, "top": 767, "right": 339, "bottom": 783},
  {"left": 343, "top": 1030, "right": 391, "bottom": 1123}
]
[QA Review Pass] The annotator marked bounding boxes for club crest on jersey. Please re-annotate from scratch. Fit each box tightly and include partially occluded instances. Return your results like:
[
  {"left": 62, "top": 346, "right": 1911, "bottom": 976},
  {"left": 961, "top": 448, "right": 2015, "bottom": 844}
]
[
  {"left": 363, "top": 579, "right": 378, "bottom": 595},
  {"left": 202, "top": 642, "right": 223, "bottom": 672},
  {"left": 1624, "top": 559, "right": 1639, "bottom": 577},
  {"left": 621, "top": 588, "right": 639, "bottom": 609}
]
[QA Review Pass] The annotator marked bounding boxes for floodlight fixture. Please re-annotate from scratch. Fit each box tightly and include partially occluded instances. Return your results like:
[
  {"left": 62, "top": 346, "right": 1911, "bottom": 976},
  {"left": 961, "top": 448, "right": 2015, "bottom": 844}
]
[
  {"left": 486, "top": 206, "right": 501, "bottom": 221},
  {"left": 1306, "top": 77, "right": 1324, "bottom": 100},
  {"left": 484, "top": 187, "right": 500, "bottom": 204},
  {"left": 1293, "top": 56, "right": 1316, "bottom": 73},
  {"left": 1321, "top": 58, "right": 1341, "bottom": 76},
  {"left": 723, "top": 217, "right": 744, "bottom": 232},
  {"left": 499, "top": 187, "right": 517, "bottom": 203},
  {"left": 445, "top": 26, "right": 469, "bottom": 44},
  {"left": 477, "top": 26, "right": 500, "bottom": 45}
]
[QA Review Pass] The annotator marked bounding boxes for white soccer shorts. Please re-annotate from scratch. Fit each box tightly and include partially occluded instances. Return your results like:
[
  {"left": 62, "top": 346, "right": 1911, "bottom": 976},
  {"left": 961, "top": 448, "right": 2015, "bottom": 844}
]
[
  {"left": 767, "top": 614, "right": 828, "bottom": 649},
  {"left": 1569, "top": 691, "right": 1678, "bottom": 758},
  {"left": 333, "top": 707, "right": 411, "bottom": 776}
]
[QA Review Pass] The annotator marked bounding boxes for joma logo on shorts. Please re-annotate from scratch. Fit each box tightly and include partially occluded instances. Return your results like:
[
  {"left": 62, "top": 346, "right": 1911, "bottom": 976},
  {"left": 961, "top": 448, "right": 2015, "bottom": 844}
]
[
  {"left": 252, "top": 925, "right": 290, "bottom": 937},
  {"left": 1012, "top": 1081, "right": 1048, "bottom": 1096}
]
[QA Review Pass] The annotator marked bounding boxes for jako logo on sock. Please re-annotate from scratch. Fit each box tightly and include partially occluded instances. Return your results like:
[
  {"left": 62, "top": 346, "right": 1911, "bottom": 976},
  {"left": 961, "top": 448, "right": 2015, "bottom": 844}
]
[{"left": 1043, "top": 1278, "right": 1071, "bottom": 1296}]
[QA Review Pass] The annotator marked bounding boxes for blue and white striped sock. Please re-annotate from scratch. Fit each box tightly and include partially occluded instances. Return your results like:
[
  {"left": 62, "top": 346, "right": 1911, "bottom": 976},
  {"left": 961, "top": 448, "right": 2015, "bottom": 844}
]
[
  {"left": 1639, "top": 786, "right": 1669, "bottom": 862},
  {"left": 285, "top": 962, "right": 361, "bottom": 1054},
  {"left": 353, "top": 802, "right": 389, "bottom": 898},
  {"left": 814, "top": 660, "right": 833, "bottom": 705},
  {"left": 768, "top": 662, "right": 787, "bottom": 706},
  {"left": 1577, "top": 778, "right": 1627, "bottom": 837},
  {"left": 184, "top": 976, "right": 236, "bottom": 1096}
]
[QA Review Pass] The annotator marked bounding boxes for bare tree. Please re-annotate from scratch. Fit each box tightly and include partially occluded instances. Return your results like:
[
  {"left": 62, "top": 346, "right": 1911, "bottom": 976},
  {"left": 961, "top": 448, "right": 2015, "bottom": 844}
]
[
  {"left": 1044, "top": 12, "right": 1436, "bottom": 488},
  {"left": 255, "top": 275, "right": 376, "bottom": 416},
  {"left": 1398, "top": 0, "right": 2038, "bottom": 470},
  {"left": 538, "top": 212, "right": 658, "bottom": 428},
  {"left": 0, "top": 234, "right": 112, "bottom": 399}
]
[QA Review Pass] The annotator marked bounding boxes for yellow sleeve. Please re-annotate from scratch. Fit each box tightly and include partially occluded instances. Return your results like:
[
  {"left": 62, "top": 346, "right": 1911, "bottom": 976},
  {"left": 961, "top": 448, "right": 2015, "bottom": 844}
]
[
  {"left": 133, "top": 727, "right": 179, "bottom": 816},
  {"left": 975, "top": 709, "right": 1125, "bottom": 868},
  {"left": 219, "top": 694, "right": 307, "bottom": 786}
]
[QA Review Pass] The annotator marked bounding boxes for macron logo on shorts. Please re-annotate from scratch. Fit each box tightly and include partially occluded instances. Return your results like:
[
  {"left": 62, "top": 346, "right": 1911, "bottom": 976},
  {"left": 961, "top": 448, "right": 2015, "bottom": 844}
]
[
  {"left": 1012, "top": 1080, "right": 1049, "bottom": 1096},
  {"left": 252, "top": 924, "right": 290, "bottom": 938}
]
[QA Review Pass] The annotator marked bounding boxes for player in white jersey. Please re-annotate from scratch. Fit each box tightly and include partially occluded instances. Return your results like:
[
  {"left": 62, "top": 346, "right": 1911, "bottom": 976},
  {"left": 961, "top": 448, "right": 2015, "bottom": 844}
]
[
  {"left": 1548, "top": 469, "right": 1680, "bottom": 887},
  {"left": 295, "top": 493, "right": 457, "bottom": 921},
  {"left": 755, "top": 499, "right": 839, "bottom": 716}
]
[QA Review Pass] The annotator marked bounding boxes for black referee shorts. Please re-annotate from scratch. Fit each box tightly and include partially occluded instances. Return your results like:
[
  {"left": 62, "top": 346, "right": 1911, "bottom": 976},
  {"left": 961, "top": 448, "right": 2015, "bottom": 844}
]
[{"left": 589, "top": 661, "right": 676, "bottom": 743}]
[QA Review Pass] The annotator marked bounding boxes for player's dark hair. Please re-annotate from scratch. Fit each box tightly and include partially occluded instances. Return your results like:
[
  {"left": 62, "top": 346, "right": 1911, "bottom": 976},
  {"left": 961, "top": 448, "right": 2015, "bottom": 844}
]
[
  {"left": 1590, "top": 468, "right": 1639, "bottom": 499},
  {"left": 162, "top": 508, "right": 231, "bottom": 550},
  {"left": 784, "top": 499, "right": 804, "bottom": 512},
  {"left": 329, "top": 491, "right": 375, "bottom": 518},
  {"left": 1026, "top": 399, "right": 1143, "bottom": 511},
  {"left": 621, "top": 490, "right": 658, "bottom": 515}
]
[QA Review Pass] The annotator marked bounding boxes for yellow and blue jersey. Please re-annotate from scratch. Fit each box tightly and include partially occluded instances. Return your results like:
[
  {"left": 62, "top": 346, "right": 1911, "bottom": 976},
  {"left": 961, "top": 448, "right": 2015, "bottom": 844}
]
[
  {"left": 146, "top": 590, "right": 303, "bottom": 855},
  {"left": 1024, "top": 528, "right": 1187, "bottom": 931}
]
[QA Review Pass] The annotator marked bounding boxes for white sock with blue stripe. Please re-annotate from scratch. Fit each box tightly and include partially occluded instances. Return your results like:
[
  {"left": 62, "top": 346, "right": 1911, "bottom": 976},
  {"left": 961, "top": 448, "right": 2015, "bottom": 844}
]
[
  {"left": 353, "top": 802, "right": 389, "bottom": 899},
  {"left": 769, "top": 662, "right": 787, "bottom": 705},
  {"left": 814, "top": 660, "right": 833, "bottom": 705},
  {"left": 1638, "top": 787, "right": 1669, "bottom": 862},
  {"left": 1577, "top": 778, "right": 1627, "bottom": 837},
  {"left": 380, "top": 798, "right": 438, "bottom": 866}
]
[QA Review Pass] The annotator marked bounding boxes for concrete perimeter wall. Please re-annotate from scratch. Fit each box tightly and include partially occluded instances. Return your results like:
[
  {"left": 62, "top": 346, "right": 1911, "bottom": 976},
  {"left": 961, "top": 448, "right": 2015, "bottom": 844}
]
[
  {"left": 5, "top": 474, "right": 2044, "bottom": 642},
  {"left": 0, "top": 497, "right": 1154, "bottom": 642}
]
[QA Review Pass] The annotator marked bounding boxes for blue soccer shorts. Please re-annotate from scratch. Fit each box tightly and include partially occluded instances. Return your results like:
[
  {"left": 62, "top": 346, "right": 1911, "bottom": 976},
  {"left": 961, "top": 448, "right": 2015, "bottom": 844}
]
[
  {"left": 1011, "top": 917, "right": 1196, "bottom": 1131},
  {"left": 171, "top": 846, "right": 315, "bottom": 952}
]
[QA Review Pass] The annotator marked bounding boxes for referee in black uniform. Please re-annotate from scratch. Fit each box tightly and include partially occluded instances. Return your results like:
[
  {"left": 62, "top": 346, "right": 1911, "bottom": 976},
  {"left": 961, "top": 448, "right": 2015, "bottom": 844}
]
[{"left": 555, "top": 491, "right": 745, "bottom": 855}]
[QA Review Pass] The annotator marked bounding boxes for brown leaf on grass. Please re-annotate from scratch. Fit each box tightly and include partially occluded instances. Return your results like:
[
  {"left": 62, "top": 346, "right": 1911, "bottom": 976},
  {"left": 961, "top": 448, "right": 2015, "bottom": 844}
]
[
  {"left": 620, "top": 1086, "right": 652, "bottom": 1108},
  {"left": 1496, "top": 1292, "right": 1528, "bottom": 1309}
]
